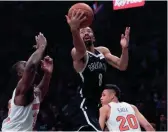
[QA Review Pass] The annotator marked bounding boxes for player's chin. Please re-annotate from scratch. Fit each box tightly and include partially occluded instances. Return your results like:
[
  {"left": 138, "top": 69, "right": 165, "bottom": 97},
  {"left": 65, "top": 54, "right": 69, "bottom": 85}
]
[
  {"left": 100, "top": 102, "right": 104, "bottom": 106},
  {"left": 84, "top": 40, "right": 93, "bottom": 47}
]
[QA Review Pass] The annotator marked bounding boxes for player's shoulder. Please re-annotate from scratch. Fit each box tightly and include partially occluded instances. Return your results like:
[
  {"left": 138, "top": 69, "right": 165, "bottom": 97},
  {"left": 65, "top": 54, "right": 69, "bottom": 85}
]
[
  {"left": 95, "top": 46, "right": 109, "bottom": 51},
  {"left": 95, "top": 46, "right": 110, "bottom": 55},
  {"left": 121, "top": 102, "right": 136, "bottom": 109},
  {"left": 71, "top": 47, "right": 76, "bottom": 54},
  {"left": 130, "top": 104, "right": 138, "bottom": 110},
  {"left": 71, "top": 47, "right": 87, "bottom": 56},
  {"left": 122, "top": 102, "right": 137, "bottom": 111},
  {"left": 99, "top": 104, "right": 111, "bottom": 113}
]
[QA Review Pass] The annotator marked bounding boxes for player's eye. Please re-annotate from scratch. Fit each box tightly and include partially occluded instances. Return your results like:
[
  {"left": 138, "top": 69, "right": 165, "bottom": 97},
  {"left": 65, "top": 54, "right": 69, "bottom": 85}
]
[{"left": 87, "top": 29, "right": 91, "bottom": 33}]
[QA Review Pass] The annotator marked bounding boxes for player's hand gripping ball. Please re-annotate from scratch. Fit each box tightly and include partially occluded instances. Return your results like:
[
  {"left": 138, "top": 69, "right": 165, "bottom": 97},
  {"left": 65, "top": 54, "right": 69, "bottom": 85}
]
[{"left": 66, "top": 3, "right": 94, "bottom": 29}]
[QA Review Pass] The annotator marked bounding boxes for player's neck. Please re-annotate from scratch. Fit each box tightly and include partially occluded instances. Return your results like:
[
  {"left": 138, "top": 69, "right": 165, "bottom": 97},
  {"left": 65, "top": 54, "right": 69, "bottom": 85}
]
[
  {"left": 112, "top": 98, "right": 119, "bottom": 103},
  {"left": 87, "top": 45, "right": 94, "bottom": 53}
]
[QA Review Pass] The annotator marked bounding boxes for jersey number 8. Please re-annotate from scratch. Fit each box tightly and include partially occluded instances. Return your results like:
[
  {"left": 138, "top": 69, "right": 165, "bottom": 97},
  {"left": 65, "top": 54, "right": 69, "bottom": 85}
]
[
  {"left": 99, "top": 73, "right": 103, "bottom": 86},
  {"left": 116, "top": 114, "right": 139, "bottom": 131}
]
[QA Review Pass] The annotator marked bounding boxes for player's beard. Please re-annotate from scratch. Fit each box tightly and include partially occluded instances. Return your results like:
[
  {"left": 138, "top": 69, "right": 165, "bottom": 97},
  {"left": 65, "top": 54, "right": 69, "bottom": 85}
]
[
  {"left": 83, "top": 34, "right": 95, "bottom": 48},
  {"left": 84, "top": 40, "right": 95, "bottom": 48}
]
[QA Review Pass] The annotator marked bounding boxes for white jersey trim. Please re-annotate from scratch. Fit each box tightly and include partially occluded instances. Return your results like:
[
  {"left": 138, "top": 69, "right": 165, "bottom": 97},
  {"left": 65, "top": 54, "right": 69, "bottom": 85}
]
[
  {"left": 79, "top": 98, "right": 100, "bottom": 132},
  {"left": 79, "top": 51, "right": 89, "bottom": 74},
  {"left": 11, "top": 89, "right": 24, "bottom": 108},
  {"left": 87, "top": 50, "right": 105, "bottom": 60},
  {"left": 78, "top": 82, "right": 99, "bottom": 131}
]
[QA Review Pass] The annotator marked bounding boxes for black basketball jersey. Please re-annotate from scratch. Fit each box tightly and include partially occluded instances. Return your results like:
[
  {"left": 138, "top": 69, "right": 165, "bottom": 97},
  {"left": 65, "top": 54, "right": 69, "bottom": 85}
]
[{"left": 78, "top": 49, "right": 107, "bottom": 105}]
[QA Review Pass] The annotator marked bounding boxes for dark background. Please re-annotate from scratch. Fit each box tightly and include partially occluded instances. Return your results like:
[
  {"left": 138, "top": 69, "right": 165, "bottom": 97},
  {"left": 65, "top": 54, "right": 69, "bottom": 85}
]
[{"left": 0, "top": 1, "right": 167, "bottom": 131}]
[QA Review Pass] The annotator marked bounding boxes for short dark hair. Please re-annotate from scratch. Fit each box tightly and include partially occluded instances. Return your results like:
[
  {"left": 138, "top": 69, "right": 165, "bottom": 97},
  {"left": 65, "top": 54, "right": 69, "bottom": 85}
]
[
  {"left": 11, "top": 61, "right": 26, "bottom": 75},
  {"left": 8, "top": 61, "right": 24, "bottom": 92},
  {"left": 11, "top": 62, "right": 20, "bottom": 76},
  {"left": 104, "top": 84, "right": 121, "bottom": 98}
]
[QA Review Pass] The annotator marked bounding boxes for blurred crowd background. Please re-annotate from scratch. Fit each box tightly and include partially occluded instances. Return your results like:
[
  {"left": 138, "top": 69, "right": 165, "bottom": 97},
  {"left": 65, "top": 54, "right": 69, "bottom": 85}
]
[{"left": 0, "top": 1, "right": 167, "bottom": 131}]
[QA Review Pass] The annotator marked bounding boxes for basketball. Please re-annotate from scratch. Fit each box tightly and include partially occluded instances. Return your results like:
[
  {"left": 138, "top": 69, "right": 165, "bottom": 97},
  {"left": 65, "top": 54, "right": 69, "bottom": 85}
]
[{"left": 68, "top": 3, "right": 94, "bottom": 28}]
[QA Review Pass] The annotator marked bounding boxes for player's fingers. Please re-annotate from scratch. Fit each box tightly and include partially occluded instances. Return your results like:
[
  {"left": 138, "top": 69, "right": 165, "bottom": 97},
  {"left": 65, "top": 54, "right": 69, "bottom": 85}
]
[
  {"left": 121, "top": 34, "right": 125, "bottom": 39},
  {"left": 41, "top": 65, "right": 44, "bottom": 69},
  {"left": 74, "top": 9, "right": 81, "bottom": 18},
  {"left": 72, "top": 9, "right": 76, "bottom": 17},
  {"left": 80, "top": 16, "right": 87, "bottom": 23},
  {"left": 45, "top": 55, "right": 49, "bottom": 57},
  {"left": 49, "top": 58, "right": 53, "bottom": 62},
  {"left": 44, "top": 56, "right": 50, "bottom": 62},
  {"left": 76, "top": 9, "right": 82, "bottom": 18},
  {"left": 39, "top": 33, "right": 41, "bottom": 38},
  {"left": 37, "top": 34, "right": 40, "bottom": 40},
  {"left": 65, "top": 15, "right": 68, "bottom": 21},
  {"left": 125, "top": 27, "right": 130, "bottom": 35},
  {"left": 39, "top": 32, "right": 43, "bottom": 36},
  {"left": 44, "top": 56, "right": 50, "bottom": 60},
  {"left": 127, "top": 27, "right": 130, "bottom": 32},
  {"left": 35, "top": 36, "right": 39, "bottom": 47},
  {"left": 35, "top": 36, "right": 38, "bottom": 41},
  {"left": 126, "top": 27, "right": 130, "bottom": 30},
  {"left": 65, "top": 15, "right": 70, "bottom": 22},
  {"left": 39, "top": 33, "right": 45, "bottom": 40},
  {"left": 78, "top": 11, "right": 85, "bottom": 20},
  {"left": 33, "top": 45, "right": 37, "bottom": 49},
  {"left": 41, "top": 60, "right": 44, "bottom": 66}
]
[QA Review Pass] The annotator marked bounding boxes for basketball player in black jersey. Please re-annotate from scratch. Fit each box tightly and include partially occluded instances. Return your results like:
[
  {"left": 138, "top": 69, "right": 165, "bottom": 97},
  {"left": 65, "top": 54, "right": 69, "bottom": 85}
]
[{"left": 64, "top": 9, "right": 130, "bottom": 131}]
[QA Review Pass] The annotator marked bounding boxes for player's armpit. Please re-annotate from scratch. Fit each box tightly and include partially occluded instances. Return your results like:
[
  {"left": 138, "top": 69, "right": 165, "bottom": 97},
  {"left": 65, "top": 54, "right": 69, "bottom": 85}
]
[
  {"left": 71, "top": 47, "right": 86, "bottom": 61},
  {"left": 131, "top": 105, "right": 155, "bottom": 132},
  {"left": 99, "top": 106, "right": 108, "bottom": 130}
]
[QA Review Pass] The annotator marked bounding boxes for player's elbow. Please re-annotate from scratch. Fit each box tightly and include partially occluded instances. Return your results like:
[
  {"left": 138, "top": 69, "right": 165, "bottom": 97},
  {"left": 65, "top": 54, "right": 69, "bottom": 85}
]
[
  {"left": 118, "top": 64, "right": 128, "bottom": 71},
  {"left": 116, "top": 58, "right": 128, "bottom": 71}
]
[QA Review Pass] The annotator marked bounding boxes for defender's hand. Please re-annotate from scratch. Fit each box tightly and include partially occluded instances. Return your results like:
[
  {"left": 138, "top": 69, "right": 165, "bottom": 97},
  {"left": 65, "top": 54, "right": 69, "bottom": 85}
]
[
  {"left": 33, "top": 32, "right": 47, "bottom": 49},
  {"left": 120, "top": 27, "right": 130, "bottom": 49},
  {"left": 65, "top": 9, "right": 86, "bottom": 31},
  {"left": 41, "top": 56, "right": 53, "bottom": 74}
]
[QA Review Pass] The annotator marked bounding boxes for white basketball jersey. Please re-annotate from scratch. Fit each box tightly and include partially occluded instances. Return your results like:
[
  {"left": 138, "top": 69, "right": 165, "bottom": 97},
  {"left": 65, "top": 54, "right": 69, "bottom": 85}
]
[
  {"left": 1, "top": 88, "right": 41, "bottom": 131},
  {"left": 106, "top": 102, "right": 141, "bottom": 132}
]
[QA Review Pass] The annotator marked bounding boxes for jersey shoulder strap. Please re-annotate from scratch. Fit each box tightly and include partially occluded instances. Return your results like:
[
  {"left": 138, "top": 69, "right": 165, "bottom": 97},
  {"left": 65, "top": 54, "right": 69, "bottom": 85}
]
[{"left": 79, "top": 52, "right": 89, "bottom": 73}]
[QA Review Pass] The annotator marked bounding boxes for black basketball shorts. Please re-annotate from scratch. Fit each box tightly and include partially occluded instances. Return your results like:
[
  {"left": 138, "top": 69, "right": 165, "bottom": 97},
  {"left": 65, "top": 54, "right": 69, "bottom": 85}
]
[{"left": 62, "top": 96, "right": 101, "bottom": 131}]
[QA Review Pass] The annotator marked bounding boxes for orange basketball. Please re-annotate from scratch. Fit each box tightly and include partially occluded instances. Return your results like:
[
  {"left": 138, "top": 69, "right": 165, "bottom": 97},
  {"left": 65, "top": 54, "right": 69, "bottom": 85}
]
[{"left": 68, "top": 3, "right": 94, "bottom": 28}]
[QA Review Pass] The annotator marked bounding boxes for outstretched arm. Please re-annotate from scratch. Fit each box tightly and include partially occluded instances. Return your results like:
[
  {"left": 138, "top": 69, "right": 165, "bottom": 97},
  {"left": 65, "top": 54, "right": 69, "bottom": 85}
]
[
  {"left": 132, "top": 105, "right": 155, "bottom": 131},
  {"left": 97, "top": 27, "right": 130, "bottom": 71},
  {"left": 97, "top": 46, "right": 128, "bottom": 71},
  {"left": 66, "top": 10, "right": 87, "bottom": 61},
  {"left": 36, "top": 56, "right": 53, "bottom": 101},
  {"left": 16, "top": 33, "right": 47, "bottom": 95}
]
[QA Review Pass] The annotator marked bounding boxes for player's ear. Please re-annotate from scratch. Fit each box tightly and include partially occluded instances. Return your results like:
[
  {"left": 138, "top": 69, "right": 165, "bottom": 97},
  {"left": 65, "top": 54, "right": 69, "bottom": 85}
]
[
  {"left": 111, "top": 92, "right": 115, "bottom": 100},
  {"left": 17, "top": 71, "right": 23, "bottom": 77}
]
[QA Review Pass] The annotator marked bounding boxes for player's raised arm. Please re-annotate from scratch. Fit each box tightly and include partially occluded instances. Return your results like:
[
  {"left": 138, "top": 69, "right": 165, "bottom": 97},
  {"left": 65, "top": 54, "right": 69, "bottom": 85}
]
[
  {"left": 99, "top": 105, "right": 109, "bottom": 130},
  {"left": 96, "top": 27, "right": 130, "bottom": 71},
  {"left": 66, "top": 10, "right": 87, "bottom": 61},
  {"left": 131, "top": 105, "right": 155, "bottom": 131},
  {"left": 36, "top": 56, "right": 53, "bottom": 102},
  {"left": 16, "top": 33, "right": 47, "bottom": 94}
]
